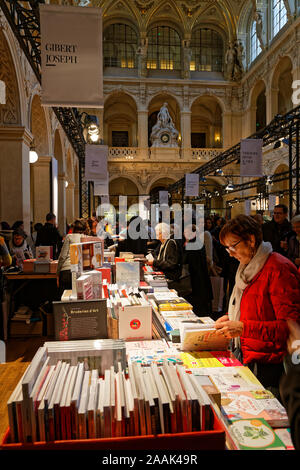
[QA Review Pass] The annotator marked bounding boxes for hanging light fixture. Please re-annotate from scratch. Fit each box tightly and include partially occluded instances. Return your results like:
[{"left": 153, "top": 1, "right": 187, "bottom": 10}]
[
  {"left": 81, "top": 113, "right": 101, "bottom": 144},
  {"left": 225, "top": 181, "right": 234, "bottom": 191},
  {"left": 29, "top": 141, "right": 38, "bottom": 164}
]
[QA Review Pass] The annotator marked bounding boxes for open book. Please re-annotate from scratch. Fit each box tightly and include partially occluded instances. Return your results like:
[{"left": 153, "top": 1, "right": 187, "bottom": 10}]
[{"left": 180, "top": 322, "right": 230, "bottom": 351}]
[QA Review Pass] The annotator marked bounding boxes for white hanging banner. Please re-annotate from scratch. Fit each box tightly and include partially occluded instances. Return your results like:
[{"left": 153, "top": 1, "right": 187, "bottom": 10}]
[
  {"left": 94, "top": 172, "right": 109, "bottom": 196},
  {"left": 269, "top": 194, "right": 277, "bottom": 211},
  {"left": 240, "top": 139, "right": 263, "bottom": 177},
  {"left": 244, "top": 200, "right": 251, "bottom": 215},
  {"left": 185, "top": 173, "right": 199, "bottom": 197},
  {"left": 159, "top": 191, "right": 169, "bottom": 205},
  {"left": 40, "top": 4, "right": 103, "bottom": 107},
  {"left": 85, "top": 145, "right": 108, "bottom": 181}
]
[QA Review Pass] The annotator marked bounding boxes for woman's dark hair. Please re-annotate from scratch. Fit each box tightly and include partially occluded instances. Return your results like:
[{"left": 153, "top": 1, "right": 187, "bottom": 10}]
[
  {"left": 12, "top": 228, "right": 27, "bottom": 246},
  {"left": 34, "top": 223, "right": 43, "bottom": 232},
  {"left": 72, "top": 218, "right": 91, "bottom": 235},
  {"left": 219, "top": 214, "right": 263, "bottom": 249},
  {"left": 0, "top": 221, "right": 10, "bottom": 231},
  {"left": 11, "top": 220, "right": 24, "bottom": 231}
]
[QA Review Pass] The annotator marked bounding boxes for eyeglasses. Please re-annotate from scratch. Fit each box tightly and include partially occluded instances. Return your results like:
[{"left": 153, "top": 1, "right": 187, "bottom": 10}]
[
  {"left": 273, "top": 212, "right": 284, "bottom": 215},
  {"left": 224, "top": 239, "right": 242, "bottom": 254}
]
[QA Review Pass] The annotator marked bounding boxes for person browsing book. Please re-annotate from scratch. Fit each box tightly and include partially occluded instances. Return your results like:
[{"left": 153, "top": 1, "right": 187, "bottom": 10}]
[
  {"left": 148, "top": 222, "right": 182, "bottom": 282},
  {"left": 56, "top": 218, "right": 90, "bottom": 298},
  {"left": 215, "top": 215, "right": 300, "bottom": 398}
]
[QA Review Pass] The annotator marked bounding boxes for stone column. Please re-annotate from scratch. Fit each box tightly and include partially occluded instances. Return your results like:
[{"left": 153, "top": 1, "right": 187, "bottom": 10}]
[
  {"left": 74, "top": 184, "right": 80, "bottom": 219},
  {"left": 137, "top": 110, "right": 149, "bottom": 158},
  {"left": 57, "top": 174, "right": 67, "bottom": 235},
  {"left": 222, "top": 112, "right": 232, "bottom": 148},
  {"left": 66, "top": 182, "right": 75, "bottom": 225},
  {"left": 0, "top": 126, "right": 32, "bottom": 234},
  {"left": 265, "top": 84, "right": 278, "bottom": 124},
  {"left": 180, "top": 111, "right": 191, "bottom": 159},
  {"left": 31, "top": 156, "right": 52, "bottom": 225}
]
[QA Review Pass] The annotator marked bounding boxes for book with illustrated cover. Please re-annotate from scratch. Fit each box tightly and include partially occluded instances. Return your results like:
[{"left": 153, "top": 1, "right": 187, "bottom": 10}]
[
  {"left": 115, "top": 262, "right": 140, "bottom": 287},
  {"left": 221, "top": 390, "right": 289, "bottom": 427},
  {"left": 229, "top": 418, "right": 286, "bottom": 450}
]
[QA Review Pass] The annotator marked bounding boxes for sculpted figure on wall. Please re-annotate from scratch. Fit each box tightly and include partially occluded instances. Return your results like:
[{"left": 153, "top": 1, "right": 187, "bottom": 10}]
[
  {"left": 136, "top": 37, "right": 148, "bottom": 78},
  {"left": 254, "top": 11, "right": 264, "bottom": 50},
  {"left": 150, "top": 102, "right": 179, "bottom": 147}
]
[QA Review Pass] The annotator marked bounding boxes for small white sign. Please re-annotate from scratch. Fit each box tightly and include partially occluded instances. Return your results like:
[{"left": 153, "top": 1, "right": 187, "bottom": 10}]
[
  {"left": 240, "top": 139, "right": 263, "bottom": 177},
  {"left": 159, "top": 191, "right": 168, "bottom": 205},
  {"left": 185, "top": 173, "right": 199, "bottom": 197},
  {"left": 85, "top": 145, "right": 108, "bottom": 181}
]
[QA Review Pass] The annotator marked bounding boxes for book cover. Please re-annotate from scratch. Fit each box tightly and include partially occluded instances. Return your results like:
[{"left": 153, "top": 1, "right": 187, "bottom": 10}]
[
  {"left": 53, "top": 299, "right": 108, "bottom": 341},
  {"left": 221, "top": 390, "right": 289, "bottom": 427},
  {"left": 229, "top": 418, "right": 286, "bottom": 450},
  {"left": 118, "top": 305, "right": 152, "bottom": 341},
  {"left": 116, "top": 262, "right": 140, "bottom": 287}
]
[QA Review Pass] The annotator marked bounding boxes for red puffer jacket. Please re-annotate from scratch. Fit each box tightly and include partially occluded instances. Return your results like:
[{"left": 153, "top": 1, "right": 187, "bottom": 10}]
[{"left": 240, "top": 252, "right": 300, "bottom": 365}]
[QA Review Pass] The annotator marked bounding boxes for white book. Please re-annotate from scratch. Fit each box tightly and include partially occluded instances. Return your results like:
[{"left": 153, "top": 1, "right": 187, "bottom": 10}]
[
  {"left": 114, "top": 372, "right": 122, "bottom": 437},
  {"left": 47, "top": 362, "right": 68, "bottom": 441},
  {"left": 61, "top": 365, "right": 78, "bottom": 441},
  {"left": 21, "top": 346, "right": 48, "bottom": 443},
  {"left": 29, "top": 357, "right": 50, "bottom": 442},
  {"left": 103, "top": 369, "right": 111, "bottom": 438},
  {"left": 127, "top": 363, "right": 139, "bottom": 436},
  {"left": 7, "top": 366, "right": 30, "bottom": 443},
  {"left": 96, "top": 379, "right": 105, "bottom": 438},
  {"left": 36, "top": 365, "right": 56, "bottom": 442},
  {"left": 132, "top": 362, "right": 147, "bottom": 436},
  {"left": 87, "top": 369, "right": 99, "bottom": 439},
  {"left": 53, "top": 362, "right": 70, "bottom": 440},
  {"left": 78, "top": 370, "right": 91, "bottom": 439},
  {"left": 70, "top": 362, "right": 85, "bottom": 440}
]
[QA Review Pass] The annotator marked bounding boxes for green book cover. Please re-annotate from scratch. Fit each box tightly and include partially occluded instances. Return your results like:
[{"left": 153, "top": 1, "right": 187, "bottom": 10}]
[{"left": 229, "top": 418, "right": 286, "bottom": 450}]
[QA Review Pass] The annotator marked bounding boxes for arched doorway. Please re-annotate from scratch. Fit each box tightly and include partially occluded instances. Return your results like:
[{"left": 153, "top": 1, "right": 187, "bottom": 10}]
[
  {"left": 191, "top": 96, "right": 223, "bottom": 148},
  {"left": 104, "top": 92, "right": 137, "bottom": 147}
]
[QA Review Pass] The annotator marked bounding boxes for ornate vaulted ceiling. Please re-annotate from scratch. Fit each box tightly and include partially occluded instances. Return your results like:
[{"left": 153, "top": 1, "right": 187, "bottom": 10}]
[{"left": 71, "top": 0, "right": 255, "bottom": 41}]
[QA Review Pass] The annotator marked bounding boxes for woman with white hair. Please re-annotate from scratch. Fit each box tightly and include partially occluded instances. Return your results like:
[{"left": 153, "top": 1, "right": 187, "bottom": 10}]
[
  {"left": 287, "top": 214, "right": 300, "bottom": 267},
  {"left": 148, "top": 222, "right": 182, "bottom": 282}
]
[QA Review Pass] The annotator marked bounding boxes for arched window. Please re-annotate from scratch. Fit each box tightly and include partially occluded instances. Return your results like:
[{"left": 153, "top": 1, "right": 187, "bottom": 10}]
[
  {"left": 190, "top": 29, "right": 223, "bottom": 72},
  {"left": 250, "top": 21, "right": 262, "bottom": 63},
  {"left": 272, "top": 0, "right": 287, "bottom": 36},
  {"left": 103, "top": 23, "right": 138, "bottom": 68},
  {"left": 147, "top": 26, "right": 181, "bottom": 70}
]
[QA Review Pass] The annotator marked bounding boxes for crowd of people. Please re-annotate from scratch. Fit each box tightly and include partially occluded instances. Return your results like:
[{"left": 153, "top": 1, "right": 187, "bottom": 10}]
[{"left": 1, "top": 205, "right": 300, "bottom": 449}]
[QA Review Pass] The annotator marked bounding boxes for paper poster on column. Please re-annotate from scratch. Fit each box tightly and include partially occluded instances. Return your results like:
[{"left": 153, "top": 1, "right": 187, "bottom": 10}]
[
  {"left": 159, "top": 191, "right": 168, "bottom": 205},
  {"left": 94, "top": 172, "right": 109, "bottom": 196},
  {"left": 40, "top": 4, "right": 103, "bottom": 107},
  {"left": 185, "top": 173, "right": 199, "bottom": 197},
  {"left": 244, "top": 200, "right": 251, "bottom": 215},
  {"left": 240, "top": 139, "right": 263, "bottom": 177},
  {"left": 85, "top": 145, "right": 108, "bottom": 181},
  {"left": 269, "top": 195, "right": 277, "bottom": 211}
]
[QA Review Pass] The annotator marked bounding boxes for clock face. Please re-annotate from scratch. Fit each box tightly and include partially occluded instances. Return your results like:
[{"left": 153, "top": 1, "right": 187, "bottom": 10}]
[{"left": 161, "top": 133, "right": 170, "bottom": 143}]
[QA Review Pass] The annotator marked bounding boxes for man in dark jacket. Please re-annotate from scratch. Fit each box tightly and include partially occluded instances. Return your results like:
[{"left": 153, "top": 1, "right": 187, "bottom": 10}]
[
  {"left": 262, "top": 204, "right": 293, "bottom": 256},
  {"left": 35, "top": 213, "right": 63, "bottom": 259}
]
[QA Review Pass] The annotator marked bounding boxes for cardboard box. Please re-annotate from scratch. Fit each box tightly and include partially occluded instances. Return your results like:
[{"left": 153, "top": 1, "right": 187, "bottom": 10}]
[
  {"left": 34, "top": 261, "right": 50, "bottom": 273},
  {"left": 49, "top": 260, "right": 58, "bottom": 273},
  {"left": 10, "top": 319, "right": 43, "bottom": 337},
  {"left": 23, "top": 259, "right": 36, "bottom": 273}
]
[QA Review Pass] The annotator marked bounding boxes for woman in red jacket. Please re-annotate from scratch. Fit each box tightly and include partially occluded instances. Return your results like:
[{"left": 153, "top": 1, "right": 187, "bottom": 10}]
[{"left": 215, "top": 214, "right": 300, "bottom": 396}]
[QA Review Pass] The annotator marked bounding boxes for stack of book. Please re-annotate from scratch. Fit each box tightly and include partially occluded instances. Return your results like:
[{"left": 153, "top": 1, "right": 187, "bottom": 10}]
[
  {"left": 7, "top": 351, "right": 215, "bottom": 443},
  {"left": 44, "top": 339, "right": 126, "bottom": 375}
]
